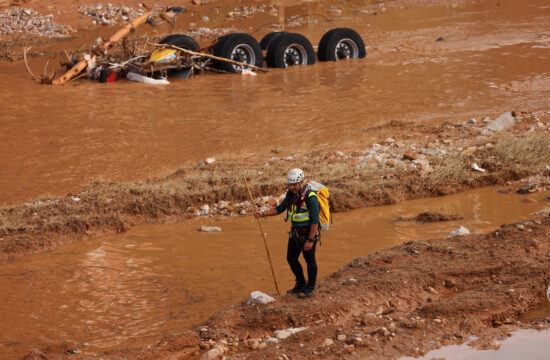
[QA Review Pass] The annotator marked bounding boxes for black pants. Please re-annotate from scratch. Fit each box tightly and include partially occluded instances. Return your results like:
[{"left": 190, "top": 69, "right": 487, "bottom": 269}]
[{"left": 287, "top": 229, "right": 318, "bottom": 289}]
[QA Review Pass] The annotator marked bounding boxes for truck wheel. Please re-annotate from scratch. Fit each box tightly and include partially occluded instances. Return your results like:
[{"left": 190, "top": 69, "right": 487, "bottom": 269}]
[
  {"left": 260, "top": 31, "right": 287, "bottom": 50},
  {"left": 266, "top": 33, "right": 315, "bottom": 68},
  {"left": 159, "top": 34, "right": 199, "bottom": 51},
  {"left": 212, "top": 33, "right": 263, "bottom": 73},
  {"left": 317, "top": 28, "right": 366, "bottom": 61}
]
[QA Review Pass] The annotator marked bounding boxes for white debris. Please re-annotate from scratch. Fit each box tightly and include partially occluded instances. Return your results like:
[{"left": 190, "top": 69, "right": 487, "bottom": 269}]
[
  {"left": 205, "top": 157, "right": 216, "bottom": 164},
  {"left": 471, "top": 163, "right": 486, "bottom": 172},
  {"left": 200, "top": 204, "right": 210, "bottom": 215},
  {"left": 247, "top": 291, "right": 275, "bottom": 305},
  {"left": 127, "top": 72, "right": 169, "bottom": 84},
  {"left": 199, "top": 226, "right": 221, "bottom": 233},
  {"left": 241, "top": 68, "right": 257, "bottom": 76},
  {"left": 274, "top": 327, "right": 307, "bottom": 340}
]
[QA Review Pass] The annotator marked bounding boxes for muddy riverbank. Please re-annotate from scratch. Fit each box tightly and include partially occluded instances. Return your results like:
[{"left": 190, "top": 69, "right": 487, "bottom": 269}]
[
  {"left": 1, "top": 110, "right": 549, "bottom": 259},
  {"left": 23, "top": 213, "right": 550, "bottom": 359}
]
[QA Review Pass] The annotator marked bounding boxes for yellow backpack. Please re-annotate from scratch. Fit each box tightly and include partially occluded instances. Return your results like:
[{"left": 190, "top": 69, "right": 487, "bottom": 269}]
[{"left": 306, "top": 180, "right": 331, "bottom": 230}]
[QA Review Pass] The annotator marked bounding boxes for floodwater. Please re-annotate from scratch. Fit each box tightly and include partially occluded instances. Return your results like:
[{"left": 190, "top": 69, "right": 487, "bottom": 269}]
[
  {"left": 400, "top": 328, "right": 550, "bottom": 360},
  {"left": 1, "top": 0, "right": 550, "bottom": 205},
  {"left": 0, "top": 186, "right": 548, "bottom": 358}
]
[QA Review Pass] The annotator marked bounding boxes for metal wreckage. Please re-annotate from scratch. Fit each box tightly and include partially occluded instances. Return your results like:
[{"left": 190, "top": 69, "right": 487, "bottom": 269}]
[{"left": 25, "top": 6, "right": 367, "bottom": 85}]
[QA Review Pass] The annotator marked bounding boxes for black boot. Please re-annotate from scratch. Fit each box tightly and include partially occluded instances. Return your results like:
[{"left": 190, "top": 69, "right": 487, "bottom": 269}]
[
  {"left": 298, "top": 286, "right": 316, "bottom": 298},
  {"left": 287, "top": 282, "right": 306, "bottom": 294}
]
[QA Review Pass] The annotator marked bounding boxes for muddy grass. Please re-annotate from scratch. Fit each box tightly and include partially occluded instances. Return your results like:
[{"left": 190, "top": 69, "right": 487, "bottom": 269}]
[
  {"left": 1, "top": 111, "right": 549, "bottom": 259},
  {"left": 27, "top": 212, "right": 550, "bottom": 359}
]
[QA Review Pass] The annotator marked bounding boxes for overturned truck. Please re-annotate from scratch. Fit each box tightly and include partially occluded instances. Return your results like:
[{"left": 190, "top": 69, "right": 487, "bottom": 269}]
[{"left": 50, "top": 8, "right": 366, "bottom": 85}]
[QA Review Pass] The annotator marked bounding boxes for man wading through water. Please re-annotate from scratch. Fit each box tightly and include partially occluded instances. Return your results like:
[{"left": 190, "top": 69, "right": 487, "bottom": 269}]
[{"left": 254, "top": 168, "right": 320, "bottom": 298}]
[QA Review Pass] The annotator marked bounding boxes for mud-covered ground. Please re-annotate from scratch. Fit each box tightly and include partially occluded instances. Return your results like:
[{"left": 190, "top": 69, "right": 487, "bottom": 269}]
[
  {"left": 2, "top": 0, "right": 550, "bottom": 359},
  {"left": 25, "top": 213, "right": 550, "bottom": 359}
]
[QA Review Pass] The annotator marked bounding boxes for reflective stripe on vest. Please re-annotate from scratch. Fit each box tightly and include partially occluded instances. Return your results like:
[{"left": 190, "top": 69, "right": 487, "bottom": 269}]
[{"left": 287, "top": 190, "right": 317, "bottom": 223}]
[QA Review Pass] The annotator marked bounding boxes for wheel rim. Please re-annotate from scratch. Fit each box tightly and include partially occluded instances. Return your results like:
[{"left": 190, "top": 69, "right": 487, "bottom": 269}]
[
  {"left": 283, "top": 44, "right": 308, "bottom": 67},
  {"left": 231, "top": 44, "right": 255, "bottom": 70},
  {"left": 334, "top": 38, "right": 359, "bottom": 59}
]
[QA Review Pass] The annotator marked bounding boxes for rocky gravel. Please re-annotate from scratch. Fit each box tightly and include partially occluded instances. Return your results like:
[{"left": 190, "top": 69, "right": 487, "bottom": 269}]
[{"left": 0, "top": 7, "right": 74, "bottom": 37}]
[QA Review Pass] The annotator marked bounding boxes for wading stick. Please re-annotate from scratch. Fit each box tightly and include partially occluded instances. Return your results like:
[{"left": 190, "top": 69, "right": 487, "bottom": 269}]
[{"left": 243, "top": 177, "right": 281, "bottom": 296}]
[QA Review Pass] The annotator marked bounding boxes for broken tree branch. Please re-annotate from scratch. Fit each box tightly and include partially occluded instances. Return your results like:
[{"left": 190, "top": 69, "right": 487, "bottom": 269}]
[{"left": 23, "top": 47, "right": 36, "bottom": 80}]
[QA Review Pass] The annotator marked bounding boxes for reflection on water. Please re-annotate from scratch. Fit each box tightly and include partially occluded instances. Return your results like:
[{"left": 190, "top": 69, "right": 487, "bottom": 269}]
[
  {"left": 0, "top": 186, "right": 548, "bottom": 357},
  {"left": 400, "top": 329, "right": 550, "bottom": 360}
]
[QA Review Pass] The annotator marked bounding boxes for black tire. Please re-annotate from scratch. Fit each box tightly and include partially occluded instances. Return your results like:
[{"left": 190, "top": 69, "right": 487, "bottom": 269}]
[
  {"left": 266, "top": 33, "right": 315, "bottom": 68},
  {"left": 259, "top": 31, "right": 287, "bottom": 50},
  {"left": 211, "top": 33, "right": 263, "bottom": 73},
  {"left": 317, "top": 28, "right": 366, "bottom": 62},
  {"left": 159, "top": 34, "right": 200, "bottom": 51}
]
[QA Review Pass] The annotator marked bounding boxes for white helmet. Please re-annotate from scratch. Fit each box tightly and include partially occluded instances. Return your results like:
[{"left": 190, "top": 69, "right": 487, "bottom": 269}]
[{"left": 287, "top": 168, "right": 305, "bottom": 184}]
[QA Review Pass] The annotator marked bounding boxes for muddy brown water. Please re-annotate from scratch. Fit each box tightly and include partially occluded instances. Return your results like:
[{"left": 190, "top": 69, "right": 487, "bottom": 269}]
[
  {"left": 0, "top": 187, "right": 548, "bottom": 358},
  {"left": 400, "top": 328, "right": 550, "bottom": 360},
  {"left": 1, "top": 0, "right": 550, "bottom": 205}
]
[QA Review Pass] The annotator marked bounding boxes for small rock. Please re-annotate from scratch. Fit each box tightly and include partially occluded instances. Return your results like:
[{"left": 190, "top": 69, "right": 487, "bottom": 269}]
[
  {"left": 337, "top": 334, "right": 347, "bottom": 341},
  {"left": 468, "top": 118, "right": 477, "bottom": 124},
  {"left": 247, "top": 291, "right": 275, "bottom": 305},
  {"left": 433, "top": 318, "right": 442, "bottom": 324},
  {"left": 202, "top": 16, "right": 209, "bottom": 21},
  {"left": 327, "top": 8, "right": 342, "bottom": 15},
  {"left": 274, "top": 327, "right": 307, "bottom": 340},
  {"left": 449, "top": 226, "right": 470, "bottom": 237},
  {"left": 200, "top": 204, "right": 210, "bottom": 215},
  {"left": 343, "top": 344, "right": 355, "bottom": 353},
  {"left": 205, "top": 157, "right": 215, "bottom": 164},
  {"left": 426, "top": 286, "right": 439, "bottom": 295},
  {"left": 403, "top": 150, "right": 417, "bottom": 160},
  {"left": 199, "top": 226, "right": 221, "bottom": 233},
  {"left": 322, "top": 338, "right": 334, "bottom": 346},
  {"left": 200, "top": 347, "right": 223, "bottom": 360},
  {"left": 436, "top": 36, "right": 444, "bottom": 41},
  {"left": 444, "top": 279, "right": 456, "bottom": 288},
  {"left": 484, "top": 112, "right": 516, "bottom": 132},
  {"left": 335, "top": 151, "right": 345, "bottom": 156}
]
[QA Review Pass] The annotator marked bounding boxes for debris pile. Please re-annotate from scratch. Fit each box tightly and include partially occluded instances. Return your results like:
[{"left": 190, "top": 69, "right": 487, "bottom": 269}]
[{"left": 0, "top": 7, "right": 74, "bottom": 37}]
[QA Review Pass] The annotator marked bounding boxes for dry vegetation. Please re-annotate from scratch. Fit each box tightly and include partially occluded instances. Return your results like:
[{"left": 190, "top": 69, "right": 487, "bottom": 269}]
[{"left": 1, "top": 121, "right": 548, "bottom": 259}]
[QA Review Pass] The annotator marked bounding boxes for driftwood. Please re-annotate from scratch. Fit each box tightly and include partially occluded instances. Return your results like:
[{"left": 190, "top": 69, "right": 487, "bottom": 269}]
[
  {"left": 153, "top": 43, "right": 269, "bottom": 73},
  {"left": 52, "top": 12, "right": 152, "bottom": 85},
  {"left": 23, "top": 47, "right": 35, "bottom": 80}
]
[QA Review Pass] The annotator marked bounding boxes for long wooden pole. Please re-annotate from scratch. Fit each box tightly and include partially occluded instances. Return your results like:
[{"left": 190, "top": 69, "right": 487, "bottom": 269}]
[
  {"left": 243, "top": 177, "right": 281, "bottom": 296},
  {"left": 52, "top": 12, "right": 152, "bottom": 85},
  {"left": 153, "top": 43, "right": 269, "bottom": 73}
]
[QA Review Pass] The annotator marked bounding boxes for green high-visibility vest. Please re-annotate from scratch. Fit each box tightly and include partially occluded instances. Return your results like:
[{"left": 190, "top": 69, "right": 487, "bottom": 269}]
[{"left": 287, "top": 190, "right": 317, "bottom": 223}]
